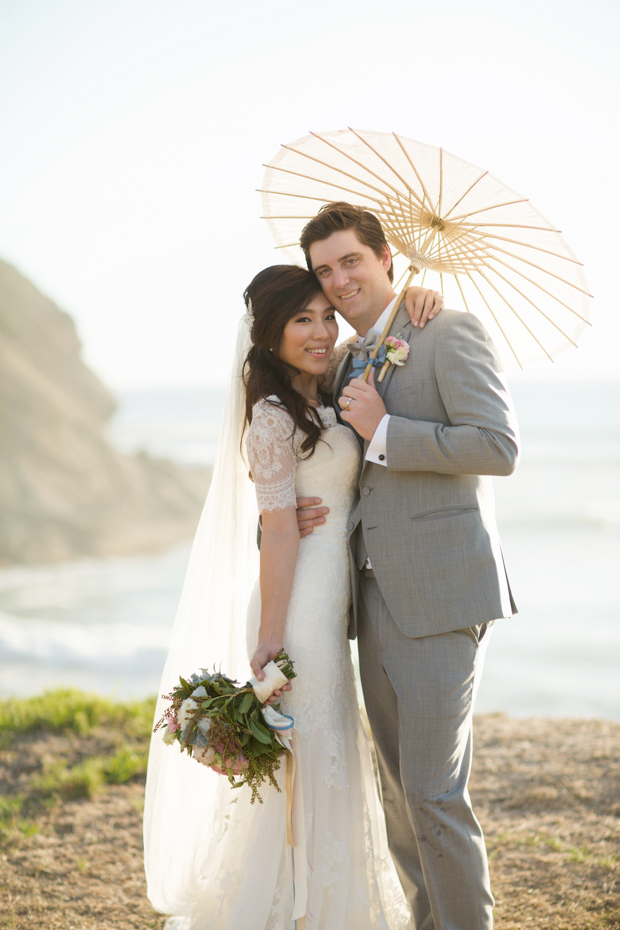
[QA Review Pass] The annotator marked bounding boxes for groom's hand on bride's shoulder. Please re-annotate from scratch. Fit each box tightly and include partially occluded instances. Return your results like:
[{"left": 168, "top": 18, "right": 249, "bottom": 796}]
[
  {"left": 295, "top": 497, "right": 329, "bottom": 538},
  {"left": 404, "top": 286, "right": 443, "bottom": 328}
]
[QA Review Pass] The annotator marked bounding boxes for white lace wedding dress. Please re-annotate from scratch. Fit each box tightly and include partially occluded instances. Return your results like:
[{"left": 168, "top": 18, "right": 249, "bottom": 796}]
[{"left": 165, "top": 397, "right": 410, "bottom": 930}]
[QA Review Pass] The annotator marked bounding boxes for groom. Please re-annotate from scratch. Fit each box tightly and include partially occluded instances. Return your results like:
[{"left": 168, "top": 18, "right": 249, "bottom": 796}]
[{"left": 297, "top": 202, "right": 519, "bottom": 930}]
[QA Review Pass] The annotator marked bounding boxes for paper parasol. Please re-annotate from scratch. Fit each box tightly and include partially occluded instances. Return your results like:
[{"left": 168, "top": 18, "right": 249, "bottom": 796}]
[{"left": 260, "top": 128, "right": 591, "bottom": 370}]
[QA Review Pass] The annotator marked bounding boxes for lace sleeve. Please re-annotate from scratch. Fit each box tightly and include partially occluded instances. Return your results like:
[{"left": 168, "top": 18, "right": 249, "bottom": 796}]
[{"left": 246, "top": 399, "right": 298, "bottom": 513}]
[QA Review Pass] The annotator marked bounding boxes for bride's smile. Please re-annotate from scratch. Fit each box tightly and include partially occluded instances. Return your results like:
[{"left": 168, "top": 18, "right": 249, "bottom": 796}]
[{"left": 277, "top": 293, "right": 338, "bottom": 398}]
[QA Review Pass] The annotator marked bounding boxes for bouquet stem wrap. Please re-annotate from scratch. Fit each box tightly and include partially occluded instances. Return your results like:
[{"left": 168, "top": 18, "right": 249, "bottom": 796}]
[{"left": 250, "top": 661, "right": 288, "bottom": 704}]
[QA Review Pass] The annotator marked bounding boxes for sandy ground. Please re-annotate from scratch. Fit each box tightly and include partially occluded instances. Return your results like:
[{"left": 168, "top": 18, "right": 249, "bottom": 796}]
[{"left": 1, "top": 714, "right": 619, "bottom": 929}]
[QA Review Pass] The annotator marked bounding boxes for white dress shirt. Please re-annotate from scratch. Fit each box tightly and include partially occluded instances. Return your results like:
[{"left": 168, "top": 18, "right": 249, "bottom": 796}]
[
  {"left": 363, "top": 296, "right": 397, "bottom": 468},
  {"left": 354, "top": 298, "right": 397, "bottom": 571}
]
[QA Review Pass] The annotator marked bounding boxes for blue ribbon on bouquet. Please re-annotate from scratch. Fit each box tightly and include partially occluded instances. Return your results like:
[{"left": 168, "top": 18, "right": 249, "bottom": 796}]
[
  {"left": 346, "top": 345, "right": 387, "bottom": 381},
  {"left": 261, "top": 706, "right": 307, "bottom": 928}
]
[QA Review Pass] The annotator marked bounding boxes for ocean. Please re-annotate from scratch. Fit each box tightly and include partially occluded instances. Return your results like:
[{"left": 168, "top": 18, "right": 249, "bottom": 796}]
[{"left": 1, "top": 382, "right": 618, "bottom": 719}]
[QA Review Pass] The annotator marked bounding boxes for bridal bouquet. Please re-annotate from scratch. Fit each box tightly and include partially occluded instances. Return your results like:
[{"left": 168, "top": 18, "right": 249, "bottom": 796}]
[{"left": 154, "top": 651, "right": 296, "bottom": 803}]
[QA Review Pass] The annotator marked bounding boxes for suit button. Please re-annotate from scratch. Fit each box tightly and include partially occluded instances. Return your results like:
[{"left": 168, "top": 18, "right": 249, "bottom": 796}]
[
  {"left": 347, "top": 521, "right": 354, "bottom": 531},
  {"left": 361, "top": 486, "right": 371, "bottom": 496},
  {"left": 378, "top": 454, "right": 385, "bottom": 461}
]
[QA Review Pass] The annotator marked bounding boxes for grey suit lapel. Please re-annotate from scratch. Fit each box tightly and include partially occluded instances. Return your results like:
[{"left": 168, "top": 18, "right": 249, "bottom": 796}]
[
  {"left": 336, "top": 308, "right": 413, "bottom": 456},
  {"left": 332, "top": 351, "right": 351, "bottom": 409},
  {"left": 333, "top": 349, "right": 364, "bottom": 448},
  {"left": 361, "top": 305, "right": 413, "bottom": 461},
  {"left": 376, "top": 305, "right": 413, "bottom": 398}
]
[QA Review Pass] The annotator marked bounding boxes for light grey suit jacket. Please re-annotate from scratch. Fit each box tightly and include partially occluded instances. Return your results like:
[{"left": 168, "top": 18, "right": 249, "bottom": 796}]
[{"left": 333, "top": 305, "right": 519, "bottom": 640}]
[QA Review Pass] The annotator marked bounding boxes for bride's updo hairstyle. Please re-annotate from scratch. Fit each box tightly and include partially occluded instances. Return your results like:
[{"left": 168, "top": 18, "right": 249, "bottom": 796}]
[{"left": 243, "top": 264, "right": 333, "bottom": 458}]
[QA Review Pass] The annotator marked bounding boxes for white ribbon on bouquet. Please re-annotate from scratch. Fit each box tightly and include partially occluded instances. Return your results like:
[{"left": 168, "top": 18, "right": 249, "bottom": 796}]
[{"left": 262, "top": 704, "right": 307, "bottom": 929}]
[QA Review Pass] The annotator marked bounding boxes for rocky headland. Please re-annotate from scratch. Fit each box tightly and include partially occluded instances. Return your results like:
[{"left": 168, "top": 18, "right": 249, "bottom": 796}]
[{"left": 0, "top": 258, "right": 210, "bottom": 564}]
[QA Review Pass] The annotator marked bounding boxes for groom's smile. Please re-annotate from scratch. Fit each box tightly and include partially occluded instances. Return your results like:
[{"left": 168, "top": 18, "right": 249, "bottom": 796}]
[{"left": 309, "top": 229, "right": 395, "bottom": 336}]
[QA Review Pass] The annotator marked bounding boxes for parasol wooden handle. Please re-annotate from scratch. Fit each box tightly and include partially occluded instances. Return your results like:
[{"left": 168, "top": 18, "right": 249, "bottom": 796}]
[{"left": 361, "top": 265, "right": 419, "bottom": 382}]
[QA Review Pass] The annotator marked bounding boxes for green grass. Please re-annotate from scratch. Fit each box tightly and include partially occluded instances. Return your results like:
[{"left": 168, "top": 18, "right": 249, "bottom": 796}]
[
  {"left": 32, "top": 746, "right": 149, "bottom": 800},
  {"left": 0, "top": 689, "right": 156, "bottom": 848},
  {"left": 0, "top": 794, "right": 39, "bottom": 843},
  {"left": 489, "top": 830, "right": 619, "bottom": 871},
  {"left": 0, "top": 688, "right": 155, "bottom": 740}
]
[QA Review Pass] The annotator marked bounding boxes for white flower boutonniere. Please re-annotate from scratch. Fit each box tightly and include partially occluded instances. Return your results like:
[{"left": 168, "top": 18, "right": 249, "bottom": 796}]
[{"left": 378, "top": 336, "right": 410, "bottom": 383}]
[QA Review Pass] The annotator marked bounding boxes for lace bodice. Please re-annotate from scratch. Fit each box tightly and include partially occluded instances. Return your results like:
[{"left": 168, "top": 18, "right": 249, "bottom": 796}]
[
  {"left": 245, "top": 392, "right": 363, "bottom": 741},
  {"left": 246, "top": 396, "right": 358, "bottom": 517}
]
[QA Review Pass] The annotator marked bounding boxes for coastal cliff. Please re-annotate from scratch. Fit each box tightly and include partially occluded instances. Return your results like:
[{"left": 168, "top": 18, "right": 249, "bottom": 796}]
[{"left": 0, "top": 259, "right": 209, "bottom": 564}]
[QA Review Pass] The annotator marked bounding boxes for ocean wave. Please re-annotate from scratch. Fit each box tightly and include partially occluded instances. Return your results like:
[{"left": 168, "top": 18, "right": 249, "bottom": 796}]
[{"left": 0, "top": 611, "right": 171, "bottom": 669}]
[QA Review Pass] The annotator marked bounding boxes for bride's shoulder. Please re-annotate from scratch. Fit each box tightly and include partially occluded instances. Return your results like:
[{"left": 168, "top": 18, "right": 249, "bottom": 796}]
[
  {"left": 251, "top": 395, "right": 292, "bottom": 420},
  {"left": 248, "top": 397, "right": 295, "bottom": 442}
]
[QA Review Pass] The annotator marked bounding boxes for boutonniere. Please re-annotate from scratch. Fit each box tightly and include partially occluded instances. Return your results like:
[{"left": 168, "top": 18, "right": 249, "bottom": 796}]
[{"left": 378, "top": 336, "right": 410, "bottom": 382}]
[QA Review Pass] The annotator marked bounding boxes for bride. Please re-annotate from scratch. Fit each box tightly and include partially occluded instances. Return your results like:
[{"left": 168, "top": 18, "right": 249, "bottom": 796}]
[{"left": 144, "top": 265, "right": 440, "bottom": 929}]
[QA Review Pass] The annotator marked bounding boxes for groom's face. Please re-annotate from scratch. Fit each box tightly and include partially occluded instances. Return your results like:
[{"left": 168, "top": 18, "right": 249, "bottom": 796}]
[{"left": 309, "top": 229, "right": 394, "bottom": 335}]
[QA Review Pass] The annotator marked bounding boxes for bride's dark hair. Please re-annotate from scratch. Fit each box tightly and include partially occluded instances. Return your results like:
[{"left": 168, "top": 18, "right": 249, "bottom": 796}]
[{"left": 243, "top": 265, "right": 334, "bottom": 458}]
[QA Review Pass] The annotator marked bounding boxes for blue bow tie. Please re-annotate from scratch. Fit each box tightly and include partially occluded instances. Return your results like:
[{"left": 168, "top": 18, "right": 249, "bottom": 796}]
[{"left": 346, "top": 345, "right": 386, "bottom": 381}]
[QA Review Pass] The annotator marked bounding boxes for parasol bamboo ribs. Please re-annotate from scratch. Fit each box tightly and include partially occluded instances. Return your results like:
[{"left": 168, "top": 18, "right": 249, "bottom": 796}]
[
  {"left": 260, "top": 130, "right": 591, "bottom": 368},
  {"left": 361, "top": 265, "right": 419, "bottom": 382}
]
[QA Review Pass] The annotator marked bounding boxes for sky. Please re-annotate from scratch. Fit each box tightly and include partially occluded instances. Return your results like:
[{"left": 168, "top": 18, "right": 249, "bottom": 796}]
[{"left": 0, "top": 0, "right": 618, "bottom": 389}]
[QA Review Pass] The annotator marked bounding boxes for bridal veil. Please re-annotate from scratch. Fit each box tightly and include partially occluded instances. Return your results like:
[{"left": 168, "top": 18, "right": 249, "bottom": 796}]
[{"left": 143, "top": 313, "right": 259, "bottom": 916}]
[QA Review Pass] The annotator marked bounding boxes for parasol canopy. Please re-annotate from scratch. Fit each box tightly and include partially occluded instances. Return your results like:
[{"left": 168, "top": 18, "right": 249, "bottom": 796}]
[{"left": 260, "top": 129, "right": 591, "bottom": 369}]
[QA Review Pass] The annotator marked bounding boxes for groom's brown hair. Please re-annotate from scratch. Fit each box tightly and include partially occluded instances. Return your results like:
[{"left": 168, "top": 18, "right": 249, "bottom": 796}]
[{"left": 300, "top": 202, "right": 394, "bottom": 283}]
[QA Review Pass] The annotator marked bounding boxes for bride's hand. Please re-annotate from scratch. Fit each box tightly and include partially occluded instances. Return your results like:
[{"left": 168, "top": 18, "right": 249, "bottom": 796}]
[
  {"left": 404, "top": 287, "right": 443, "bottom": 328},
  {"left": 250, "top": 642, "right": 292, "bottom": 705}
]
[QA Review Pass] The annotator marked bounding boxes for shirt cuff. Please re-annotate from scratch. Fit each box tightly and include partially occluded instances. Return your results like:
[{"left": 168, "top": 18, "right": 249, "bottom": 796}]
[{"left": 365, "top": 414, "right": 390, "bottom": 466}]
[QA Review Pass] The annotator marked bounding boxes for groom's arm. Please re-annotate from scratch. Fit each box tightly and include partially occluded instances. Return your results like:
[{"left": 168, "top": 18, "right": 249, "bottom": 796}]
[
  {"left": 404, "top": 286, "right": 443, "bottom": 328},
  {"left": 386, "top": 312, "right": 519, "bottom": 476},
  {"left": 260, "top": 499, "right": 330, "bottom": 542}
]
